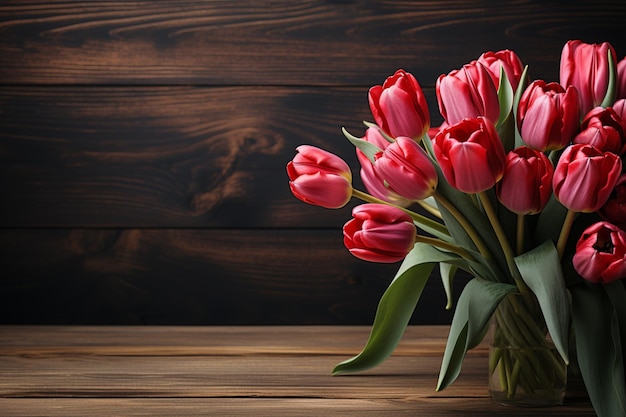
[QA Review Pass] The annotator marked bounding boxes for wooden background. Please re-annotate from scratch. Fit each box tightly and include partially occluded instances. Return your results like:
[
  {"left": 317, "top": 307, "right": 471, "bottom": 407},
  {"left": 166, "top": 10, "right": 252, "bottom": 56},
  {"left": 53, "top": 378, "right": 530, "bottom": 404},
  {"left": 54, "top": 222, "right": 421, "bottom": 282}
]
[{"left": 1, "top": 0, "right": 625, "bottom": 325}]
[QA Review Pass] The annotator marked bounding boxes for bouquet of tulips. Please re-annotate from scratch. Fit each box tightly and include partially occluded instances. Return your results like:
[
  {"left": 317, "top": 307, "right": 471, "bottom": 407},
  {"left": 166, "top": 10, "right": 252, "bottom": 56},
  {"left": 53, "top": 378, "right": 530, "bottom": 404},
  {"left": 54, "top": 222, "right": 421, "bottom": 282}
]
[{"left": 287, "top": 40, "right": 626, "bottom": 416}]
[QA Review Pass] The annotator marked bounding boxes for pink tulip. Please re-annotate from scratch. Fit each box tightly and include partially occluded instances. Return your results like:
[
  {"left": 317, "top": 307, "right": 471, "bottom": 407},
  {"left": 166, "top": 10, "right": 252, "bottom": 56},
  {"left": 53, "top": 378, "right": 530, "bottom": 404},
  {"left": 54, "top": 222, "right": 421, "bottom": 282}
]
[
  {"left": 559, "top": 40, "right": 617, "bottom": 115},
  {"left": 573, "top": 106, "right": 626, "bottom": 154},
  {"left": 573, "top": 221, "right": 626, "bottom": 284},
  {"left": 617, "top": 56, "right": 626, "bottom": 100},
  {"left": 517, "top": 80, "right": 580, "bottom": 151},
  {"left": 287, "top": 145, "right": 352, "bottom": 209},
  {"left": 356, "top": 127, "right": 411, "bottom": 205},
  {"left": 599, "top": 173, "right": 626, "bottom": 229},
  {"left": 436, "top": 61, "right": 500, "bottom": 125},
  {"left": 477, "top": 49, "right": 525, "bottom": 92},
  {"left": 553, "top": 144, "right": 622, "bottom": 212},
  {"left": 496, "top": 147, "right": 554, "bottom": 215},
  {"left": 373, "top": 136, "right": 438, "bottom": 201},
  {"left": 433, "top": 117, "right": 506, "bottom": 193},
  {"left": 343, "top": 204, "right": 416, "bottom": 263},
  {"left": 614, "top": 98, "right": 626, "bottom": 121},
  {"left": 369, "top": 69, "right": 430, "bottom": 140}
]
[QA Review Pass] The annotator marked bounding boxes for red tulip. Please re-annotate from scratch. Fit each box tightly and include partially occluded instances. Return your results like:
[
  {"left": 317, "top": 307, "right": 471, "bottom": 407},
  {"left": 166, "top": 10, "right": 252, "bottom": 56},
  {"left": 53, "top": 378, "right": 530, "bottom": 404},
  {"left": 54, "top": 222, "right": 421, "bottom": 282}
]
[
  {"left": 496, "top": 147, "right": 554, "bottom": 215},
  {"left": 573, "top": 106, "right": 626, "bottom": 154},
  {"left": 559, "top": 40, "right": 617, "bottom": 115},
  {"left": 477, "top": 49, "right": 525, "bottom": 92},
  {"left": 436, "top": 61, "right": 500, "bottom": 125},
  {"left": 356, "top": 127, "right": 410, "bottom": 205},
  {"left": 369, "top": 69, "right": 430, "bottom": 140},
  {"left": 373, "top": 136, "right": 438, "bottom": 201},
  {"left": 433, "top": 117, "right": 506, "bottom": 193},
  {"left": 617, "top": 56, "right": 626, "bottom": 100},
  {"left": 287, "top": 145, "right": 352, "bottom": 209},
  {"left": 614, "top": 98, "right": 626, "bottom": 122},
  {"left": 552, "top": 144, "right": 622, "bottom": 212},
  {"left": 343, "top": 203, "right": 416, "bottom": 263},
  {"left": 573, "top": 221, "right": 626, "bottom": 284},
  {"left": 599, "top": 173, "right": 626, "bottom": 229},
  {"left": 517, "top": 80, "right": 580, "bottom": 151}
]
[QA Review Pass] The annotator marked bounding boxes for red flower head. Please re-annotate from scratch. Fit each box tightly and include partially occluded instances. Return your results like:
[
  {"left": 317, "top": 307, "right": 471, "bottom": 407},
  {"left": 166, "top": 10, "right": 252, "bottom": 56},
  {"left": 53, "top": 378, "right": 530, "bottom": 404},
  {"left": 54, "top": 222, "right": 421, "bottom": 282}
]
[
  {"left": 369, "top": 69, "right": 430, "bottom": 140},
  {"left": 496, "top": 147, "right": 554, "bottom": 215},
  {"left": 560, "top": 40, "right": 617, "bottom": 115},
  {"left": 433, "top": 117, "right": 506, "bottom": 193},
  {"left": 436, "top": 61, "right": 500, "bottom": 126},
  {"left": 374, "top": 136, "right": 438, "bottom": 201},
  {"left": 553, "top": 144, "right": 622, "bottom": 212},
  {"left": 573, "top": 221, "right": 626, "bottom": 284},
  {"left": 343, "top": 204, "right": 416, "bottom": 263},
  {"left": 287, "top": 145, "right": 352, "bottom": 209},
  {"left": 517, "top": 80, "right": 580, "bottom": 151}
]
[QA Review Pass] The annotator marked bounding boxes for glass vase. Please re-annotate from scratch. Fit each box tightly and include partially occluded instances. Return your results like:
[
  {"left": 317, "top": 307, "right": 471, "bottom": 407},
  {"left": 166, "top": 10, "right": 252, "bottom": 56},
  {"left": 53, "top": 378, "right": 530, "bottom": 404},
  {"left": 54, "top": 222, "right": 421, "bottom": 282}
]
[{"left": 488, "top": 292, "right": 567, "bottom": 407}]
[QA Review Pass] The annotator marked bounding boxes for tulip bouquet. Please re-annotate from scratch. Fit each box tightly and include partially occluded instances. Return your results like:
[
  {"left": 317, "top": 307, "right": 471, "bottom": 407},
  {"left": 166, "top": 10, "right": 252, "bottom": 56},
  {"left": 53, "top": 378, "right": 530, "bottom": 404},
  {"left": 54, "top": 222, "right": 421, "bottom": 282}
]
[{"left": 287, "top": 40, "right": 626, "bottom": 415}]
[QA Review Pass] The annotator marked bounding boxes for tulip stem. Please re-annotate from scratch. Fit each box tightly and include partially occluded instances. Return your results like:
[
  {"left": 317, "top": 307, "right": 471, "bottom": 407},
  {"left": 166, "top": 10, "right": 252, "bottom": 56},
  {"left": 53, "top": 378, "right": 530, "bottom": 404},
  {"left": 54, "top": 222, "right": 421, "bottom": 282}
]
[
  {"left": 477, "top": 191, "right": 527, "bottom": 291},
  {"left": 417, "top": 199, "right": 443, "bottom": 219},
  {"left": 415, "top": 235, "right": 475, "bottom": 262},
  {"left": 556, "top": 209, "right": 577, "bottom": 259},
  {"left": 351, "top": 189, "right": 449, "bottom": 236},
  {"left": 433, "top": 191, "right": 492, "bottom": 260},
  {"left": 516, "top": 214, "right": 525, "bottom": 256}
]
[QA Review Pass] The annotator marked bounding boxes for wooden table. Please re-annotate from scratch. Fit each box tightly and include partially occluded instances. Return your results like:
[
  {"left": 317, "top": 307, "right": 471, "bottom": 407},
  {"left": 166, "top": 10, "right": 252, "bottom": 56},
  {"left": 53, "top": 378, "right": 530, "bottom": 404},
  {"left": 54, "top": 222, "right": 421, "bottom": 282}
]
[{"left": 0, "top": 326, "right": 594, "bottom": 416}]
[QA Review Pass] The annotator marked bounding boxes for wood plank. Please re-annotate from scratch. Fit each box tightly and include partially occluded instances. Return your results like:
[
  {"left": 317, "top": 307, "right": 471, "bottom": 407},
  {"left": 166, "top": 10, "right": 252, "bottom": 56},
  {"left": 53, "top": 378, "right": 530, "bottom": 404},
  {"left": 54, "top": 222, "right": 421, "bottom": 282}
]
[
  {"left": 0, "top": 85, "right": 405, "bottom": 228},
  {"left": 0, "top": 398, "right": 597, "bottom": 417},
  {"left": 0, "top": 229, "right": 468, "bottom": 325},
  {"left": 0, "top": 326, "right": 594, "bottom": 415},
  {"left": 0, "top": 326, "right": 456, "bottom": 355},
  {"left": 1, "top": 1, "right": 624, "bottom": 85}
]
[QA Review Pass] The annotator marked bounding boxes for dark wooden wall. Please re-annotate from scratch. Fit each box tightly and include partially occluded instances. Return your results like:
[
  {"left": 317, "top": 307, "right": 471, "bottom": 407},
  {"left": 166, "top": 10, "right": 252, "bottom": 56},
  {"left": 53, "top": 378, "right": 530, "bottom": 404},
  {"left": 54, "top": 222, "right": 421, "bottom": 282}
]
[{"left": 1, "top": 1, "right": 625, "bottom": 324}]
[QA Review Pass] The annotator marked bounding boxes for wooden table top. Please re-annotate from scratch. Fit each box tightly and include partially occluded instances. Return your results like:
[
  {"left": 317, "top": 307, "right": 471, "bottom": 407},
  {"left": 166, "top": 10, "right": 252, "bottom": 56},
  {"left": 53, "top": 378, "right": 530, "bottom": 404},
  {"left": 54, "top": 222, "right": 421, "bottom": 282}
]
[{"left": 0, "top": 325, "right": 594, "bottom": 416}]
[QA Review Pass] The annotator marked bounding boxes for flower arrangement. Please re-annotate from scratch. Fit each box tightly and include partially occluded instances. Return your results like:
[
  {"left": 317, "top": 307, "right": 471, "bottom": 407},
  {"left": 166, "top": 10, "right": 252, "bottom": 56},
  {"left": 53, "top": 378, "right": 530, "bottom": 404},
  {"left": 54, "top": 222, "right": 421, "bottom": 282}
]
[{"left": 286, "top": 40, "right": 626, "bottom": 415}]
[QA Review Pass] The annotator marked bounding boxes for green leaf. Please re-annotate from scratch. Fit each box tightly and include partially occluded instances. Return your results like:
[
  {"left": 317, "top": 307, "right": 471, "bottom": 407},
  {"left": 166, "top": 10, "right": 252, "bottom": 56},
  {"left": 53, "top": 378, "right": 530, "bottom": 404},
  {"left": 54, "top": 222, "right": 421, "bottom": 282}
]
[
  {"left": 440, "top": 262, "right": 457, "bottom": 310},
  {"left": 436, "top": 278, "right": 516, "bottom": 390},
  {"left": 571, "top": 283, "right": 626, "bottom": 417},
  {"left": 513, "top": 65, "right": 529, "bottom": 149},
  {"left": 514, "top": 241, "right": 570, "bottom": 364},
  {"left": 496, "top": 66, "right": 514, "bottom": 129},
  {"left": 342, "top": 126, "right": 381, "bottom": 163},
  {"left": 600, "top": 50, "right": 617, "bottom": 108},
  {"left": 332, "top": 243, "right": 466, "bottom": 376}
]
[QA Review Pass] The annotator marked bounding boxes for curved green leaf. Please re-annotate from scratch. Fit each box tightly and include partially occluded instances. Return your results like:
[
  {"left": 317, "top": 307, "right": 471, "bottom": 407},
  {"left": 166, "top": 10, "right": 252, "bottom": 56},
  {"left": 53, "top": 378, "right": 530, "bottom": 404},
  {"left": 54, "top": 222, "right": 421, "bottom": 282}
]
[
  {"left": 342, "top": 126, "right": 381, "bottom": 163},
  {"left": 571, "top": 283, "right": 626, "bottom": 417},
  {"left": 440, "top": 262, "right": 457, "bottom": 310},
  {"left": 437, "top": 278, "right": 516, "bottom": 390},
  {"left": 332, "top": 243, "right": 466, "bottom": 376},
  {"left": 600, "top": 50, "right": 617, "bottom": 108},
  {"left": 514, "top": 241, "right": 570, "bottom": 364}
]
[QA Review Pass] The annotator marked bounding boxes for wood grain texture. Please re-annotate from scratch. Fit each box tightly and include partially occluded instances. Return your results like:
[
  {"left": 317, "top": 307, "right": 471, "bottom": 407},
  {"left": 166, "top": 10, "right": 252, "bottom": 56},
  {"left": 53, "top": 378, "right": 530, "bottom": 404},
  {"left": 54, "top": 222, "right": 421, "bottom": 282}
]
[
  {"left": 0, "top": 85, "right": 380, "bottom": 228},
  {"left": 2, "top": 1, "right": 626, "bottom": 325},
  {"left": 0, "top": 229, "right": 468, "bottom": 325},
  {"left": 1, "top": 0, "right": 625, "bottom": 86},
  {"left": 0, "top": 326, "right": 594, "bottom": 416}
]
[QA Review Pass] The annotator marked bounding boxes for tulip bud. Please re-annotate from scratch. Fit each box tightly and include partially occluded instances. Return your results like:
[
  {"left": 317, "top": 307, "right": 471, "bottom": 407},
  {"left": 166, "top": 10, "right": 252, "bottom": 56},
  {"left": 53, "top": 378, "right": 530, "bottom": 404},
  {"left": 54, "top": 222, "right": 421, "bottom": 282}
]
[
  {"left": 343, "top": 203, "right": 416, "bottom": 263},
  {"left": 553, "top": 144, "right": 622, "bottom": 212},
  {"left": 559, "top": 40, "right": 617, "bottom": 115},
  {"left": 573, "top": 106, "right": 626, "bottom": 154},
  {"left": 374, "top": 136, "right": 438, "bottom": 201},
  {"left": 573, "top": 221, "right": 626, "bottom": 284},
  {"left": 368, "top": 69, "right": 430, "bottom": 140},
  {"left": 436, "top": 61, "right": 500, "bottom": 125},
  {"left": 433, "top": 117, "right": 506, "bottom": 193},
  {"left": 356, "top": 127, "right": 411, "bottom": 205},
  {"left": 287, "top": 145, "right": 352, "bottom": 209},
  {"left": 496, "top": 147, "right": 554, "bottom": 215},
  {"left": 517, "top": 80, "right": 580, "bottom": 151},
  {"left": 599, "top": 173, "right": 626, "bottom": 229},
  {"left": 477, "top": 49, "right": 525, "bottom": 92}
]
